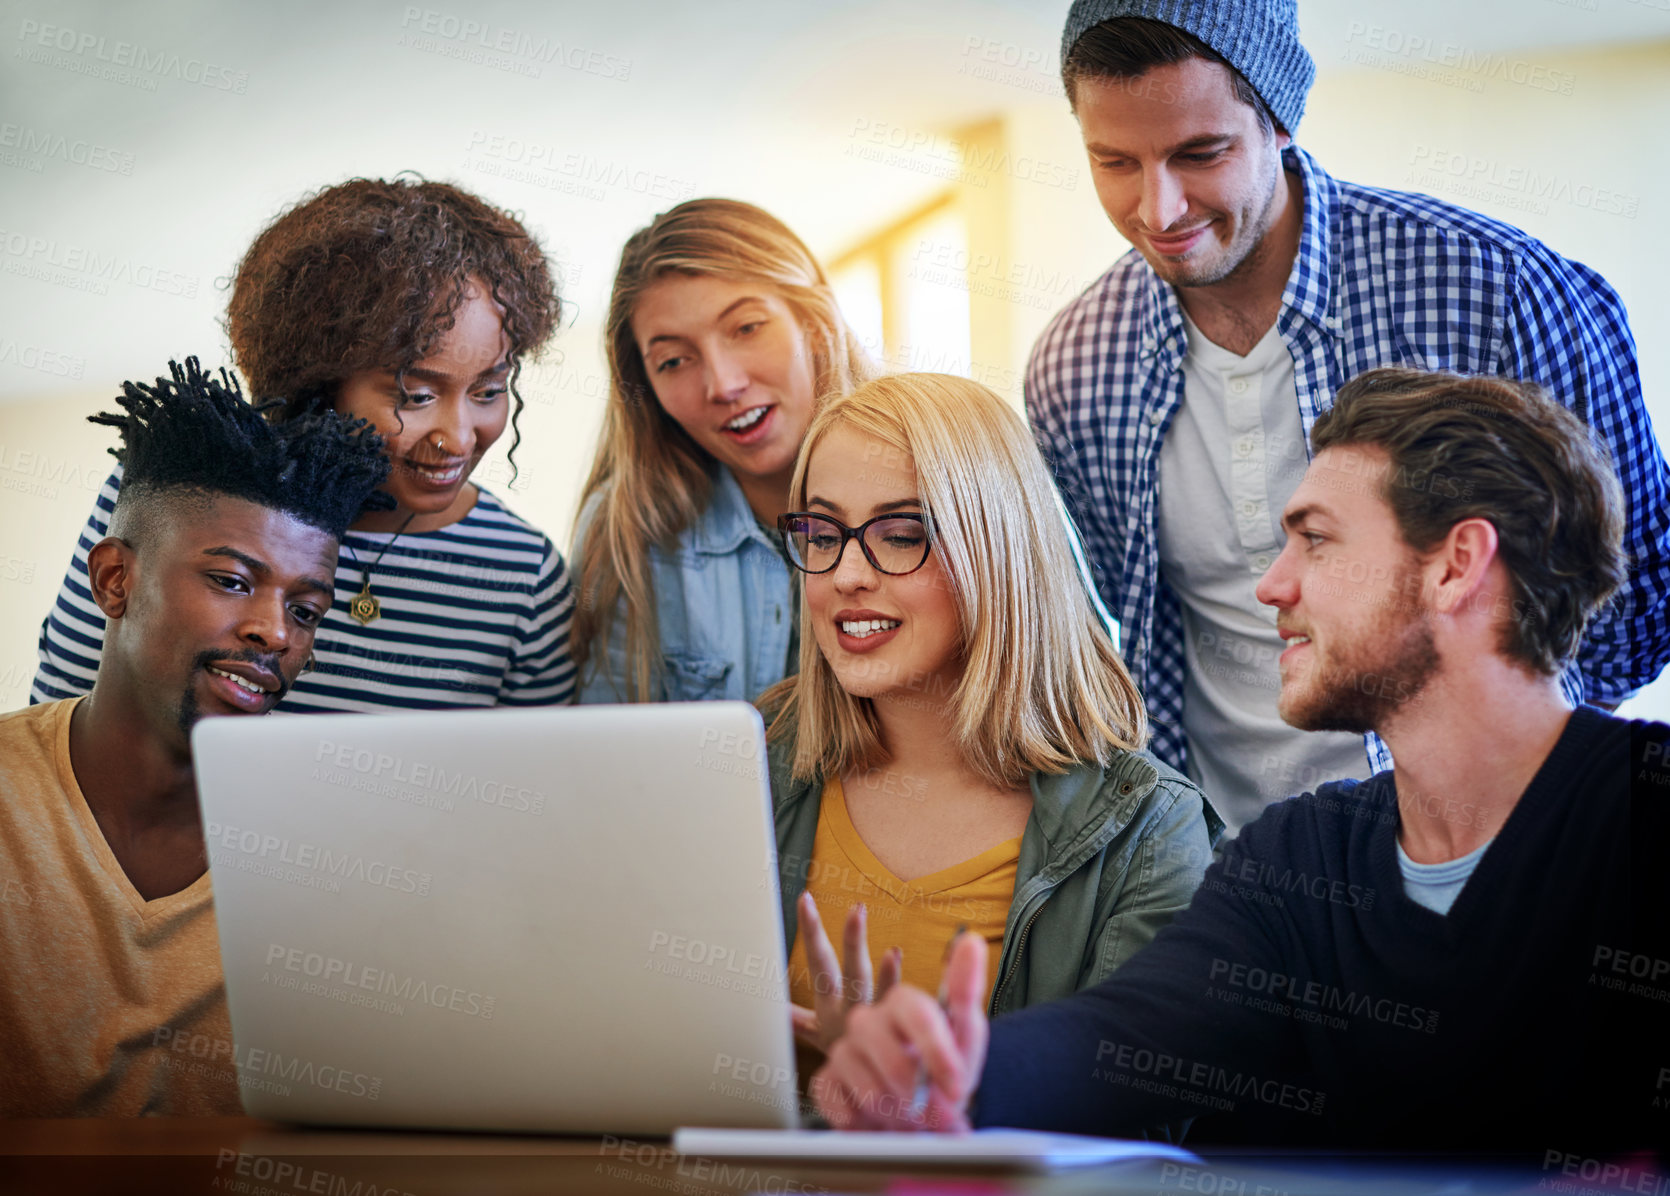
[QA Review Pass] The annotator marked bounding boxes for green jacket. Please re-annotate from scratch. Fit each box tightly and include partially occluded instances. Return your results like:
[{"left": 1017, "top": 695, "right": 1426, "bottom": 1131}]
[{"left": 768, "top": 731, "right": 1224, "bottom": 1017}]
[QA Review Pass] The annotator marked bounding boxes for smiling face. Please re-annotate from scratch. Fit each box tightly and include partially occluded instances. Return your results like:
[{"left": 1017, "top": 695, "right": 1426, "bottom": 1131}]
[
  {"left": 333, "top": 280, "right": 513, "bottom": 531},
  {"left": 1255, "top": 446, "right": 1440, "bottom": 735},
  {"left": 97, "top": 493, "right": 337, "bottom": 752},
  {"left": 1076, "top": 57, "right": 1289, "bottom": 290},
  {"left": 631, "top": 272, "right": 819, "bottom": 497},
  {"left": 801, "top": 424, "right": 962, "bottom": 708}
]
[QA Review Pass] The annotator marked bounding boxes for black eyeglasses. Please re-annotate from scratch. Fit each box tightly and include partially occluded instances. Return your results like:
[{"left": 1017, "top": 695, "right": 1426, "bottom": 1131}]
[{"left": 777, "top": 512, "right": 934, "bottom": 576}]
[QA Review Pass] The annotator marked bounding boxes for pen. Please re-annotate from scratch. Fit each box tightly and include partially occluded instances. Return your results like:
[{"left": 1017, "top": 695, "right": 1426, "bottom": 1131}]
[{"left": 907, "top": 923, "right": 967, "bottom": 1121}]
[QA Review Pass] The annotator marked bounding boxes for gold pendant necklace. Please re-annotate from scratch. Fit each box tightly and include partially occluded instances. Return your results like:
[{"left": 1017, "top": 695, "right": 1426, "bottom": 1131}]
[
  {"left": 349, "top": 585, "right": 381, "bottom": 626},
  {"left": 346, "top": 512, "right": 416, "bottom": 627}
]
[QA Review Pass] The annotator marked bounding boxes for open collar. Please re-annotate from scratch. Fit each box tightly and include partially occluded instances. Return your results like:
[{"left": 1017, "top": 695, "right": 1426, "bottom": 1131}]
[
  {"left": 1136, "top": 142, "right": 1341, "bottom": 365},
  {"left": 688, "top": 463, "right": 774, "bottom": 556}
]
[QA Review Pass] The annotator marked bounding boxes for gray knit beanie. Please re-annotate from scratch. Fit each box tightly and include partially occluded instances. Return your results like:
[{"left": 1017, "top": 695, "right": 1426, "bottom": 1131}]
[{"left": 1061, "top": 0, "right": 1315, "bottom": 134}]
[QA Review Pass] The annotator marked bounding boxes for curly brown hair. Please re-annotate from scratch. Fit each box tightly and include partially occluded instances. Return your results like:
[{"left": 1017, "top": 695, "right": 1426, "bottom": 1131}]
[{"left": 225, "top": 177, "right": 560, "bottom": 476}]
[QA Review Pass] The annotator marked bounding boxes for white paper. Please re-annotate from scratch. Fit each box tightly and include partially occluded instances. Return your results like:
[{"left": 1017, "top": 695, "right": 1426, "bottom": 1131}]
[{"left": 671, "top": 1127, "right": 1198, "bottom": 1173}]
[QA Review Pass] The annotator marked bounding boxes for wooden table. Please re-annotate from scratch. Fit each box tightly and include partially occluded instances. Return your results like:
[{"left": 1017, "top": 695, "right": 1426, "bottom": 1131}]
[
  {"left": 0, "top": 1117, "right": 1128, "bottom": 1196},
  {"left": 0, "top": 1117, "right": 1656, "bottom": 1196}
]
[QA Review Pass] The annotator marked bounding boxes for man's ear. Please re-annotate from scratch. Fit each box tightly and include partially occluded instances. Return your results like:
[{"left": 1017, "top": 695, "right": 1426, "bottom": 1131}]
[
  {"left": 86, "top": 536, "right": 136, "bottom": 619},
  {"left": 1426, "top": 518, "right": 1500, "bottom": 616}
]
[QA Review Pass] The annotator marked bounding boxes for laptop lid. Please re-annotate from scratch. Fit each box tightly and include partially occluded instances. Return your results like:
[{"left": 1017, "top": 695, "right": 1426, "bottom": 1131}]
[{"left": 192, "top": 702, "right": 797, "bottom": 1134}]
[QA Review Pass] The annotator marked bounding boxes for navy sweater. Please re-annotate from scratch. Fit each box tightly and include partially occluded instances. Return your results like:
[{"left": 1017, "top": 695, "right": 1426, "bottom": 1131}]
[{"left": 975, "top": 708, "right": 1668, "bottom": 1149}]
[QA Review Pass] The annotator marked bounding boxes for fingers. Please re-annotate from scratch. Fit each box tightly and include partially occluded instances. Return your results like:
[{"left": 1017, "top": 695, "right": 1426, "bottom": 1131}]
[
  {"left": 893, "top": 982, "right": 974, "bottom": 1108},
  {"left": 811, "top": 986, "right": 970, "bottom": 1132},
  {"left": 876, "top": 946, "right": 903, "bottom": 1000},
  {"left": 942, "top": 931, "right": 990, "bottom": 1090},
  {"left": 943, "top": 933, "right": 987, "bottom": 1038},
  {"left": 845, "top": 1004, "right": 925, "bottom": 1099},
  {"left": 843, "top": 903, "right": 874, "bottom": 1008},
  {"left": 798, "top": 893, "right": 846, "bottom": 1049},
  {"left": 813, "top": 1008, "right": 917, "bottom": 1131},
  {"left": 810, "top": 1046, "right": 895, "bottom": 1131},
  {"left": 790, "top": 1003, "right": 821, "bottom": 1048},
  {"left": 922, "top": 1090, "right": 973, "bottom": 1134}
]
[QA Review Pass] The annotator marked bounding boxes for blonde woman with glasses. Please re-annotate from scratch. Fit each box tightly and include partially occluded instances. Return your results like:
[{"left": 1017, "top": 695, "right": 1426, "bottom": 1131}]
[
  {"left": 762, "top": 373, "right": 1222, "bottom": 1067},
  {"left": 571, "top": 199, "right": 872, "bottom": 703}
]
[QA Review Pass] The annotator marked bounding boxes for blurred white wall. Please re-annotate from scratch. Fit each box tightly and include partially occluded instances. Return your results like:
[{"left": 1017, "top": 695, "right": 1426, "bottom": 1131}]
[{"left": 2, "top": 0, "right": 1666, "bottom": 717}]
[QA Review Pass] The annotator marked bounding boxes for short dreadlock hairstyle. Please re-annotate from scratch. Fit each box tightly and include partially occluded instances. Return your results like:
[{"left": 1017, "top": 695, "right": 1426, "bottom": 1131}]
[
  {"left": 93, "top": 358, "right": 395, "bottom": 541},
  {"left": 225, "top": 177, "right": 561, "bottom": 481}
]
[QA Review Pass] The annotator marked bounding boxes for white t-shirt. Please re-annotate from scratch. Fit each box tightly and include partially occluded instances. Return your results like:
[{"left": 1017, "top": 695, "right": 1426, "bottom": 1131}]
[{"left": 1155, "top": 311, "right": 1372, "bottom": 829}]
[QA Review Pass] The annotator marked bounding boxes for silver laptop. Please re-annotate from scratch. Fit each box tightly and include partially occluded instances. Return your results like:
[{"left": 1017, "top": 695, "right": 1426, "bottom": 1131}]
[{"left": 192, "top": 703, "right": 797, "bottom": 1134}]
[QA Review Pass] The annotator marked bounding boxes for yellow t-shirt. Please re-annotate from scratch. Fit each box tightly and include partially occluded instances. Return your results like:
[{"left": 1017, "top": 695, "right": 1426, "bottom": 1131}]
[
  {"left": 787, "top": 775, "right": 1019, "bottom": 1014},
  {"left": 0, "top": 699, "right": 239, "bottom": 1116}
]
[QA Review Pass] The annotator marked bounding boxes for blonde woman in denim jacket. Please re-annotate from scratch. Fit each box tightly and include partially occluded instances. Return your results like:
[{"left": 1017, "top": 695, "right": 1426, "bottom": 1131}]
[
  {"left": 572, "top": 200, "right": 872, "bottom": 703},
  {"left": 757, "top": 373, "right": 1222, "bottom": 1070}
]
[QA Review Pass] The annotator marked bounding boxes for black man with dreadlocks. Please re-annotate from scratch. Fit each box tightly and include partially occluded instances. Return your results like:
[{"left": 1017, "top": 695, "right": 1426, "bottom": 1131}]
[{"left": 0, "top": 360, "right": 389, "bottom": 1117}]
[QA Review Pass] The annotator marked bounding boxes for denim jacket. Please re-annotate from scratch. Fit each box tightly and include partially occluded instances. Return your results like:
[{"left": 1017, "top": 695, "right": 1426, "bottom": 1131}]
[
  {"left": 574, "top": 465, "right": 796, "bottom": 704},
  {"left": 767, "top": 727, "right": 1224, "bottom": 1017}
]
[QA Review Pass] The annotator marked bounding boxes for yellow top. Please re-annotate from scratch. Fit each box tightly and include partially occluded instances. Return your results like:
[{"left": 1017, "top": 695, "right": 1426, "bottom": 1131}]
[
  {"left": 787, "top": 775, "right": 1020, "bottom": 1013},
  {"left": 0, "top": 699, "right": 238, "bottom": 1115}
]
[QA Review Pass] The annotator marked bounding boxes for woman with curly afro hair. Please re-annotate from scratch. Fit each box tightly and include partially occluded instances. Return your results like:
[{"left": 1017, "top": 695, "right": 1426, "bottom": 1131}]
[{"left": 32, "top": 177, "right": 578, "bottom": 711}]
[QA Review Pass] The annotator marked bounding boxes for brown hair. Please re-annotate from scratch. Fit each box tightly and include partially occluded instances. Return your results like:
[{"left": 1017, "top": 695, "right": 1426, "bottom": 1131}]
[
  {"left": 1310, "top": 368, "right": 1627, "bottom": 675},
  {"left": 226, "top": 177, "right": 560, "bottom": 473},
  {"left": 571, "top": 198, "right": 873, "bottom": 701},
  {"left": 1063, "top": 17, "right": 1278, "bottom": 135}
]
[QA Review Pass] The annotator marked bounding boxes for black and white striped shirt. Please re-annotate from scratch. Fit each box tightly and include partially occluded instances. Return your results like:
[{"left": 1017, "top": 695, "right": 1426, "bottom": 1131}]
[{"left": 31, "top": 468, "right": 576, "bottom": 711}]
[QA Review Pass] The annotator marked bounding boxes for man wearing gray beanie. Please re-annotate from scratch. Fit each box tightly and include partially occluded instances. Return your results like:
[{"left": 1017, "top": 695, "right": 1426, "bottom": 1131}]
[{"left": 1027, "top": 0, "right": 1668, "bottom": 831}]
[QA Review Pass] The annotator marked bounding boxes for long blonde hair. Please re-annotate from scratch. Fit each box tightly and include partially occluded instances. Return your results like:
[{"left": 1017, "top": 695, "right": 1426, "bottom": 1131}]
[
  {"left": 572, "top": 199, "right": 872, "bottom": 700},
  {"left": 762, "top": 373, "right": 1148, "bottom": 788}
]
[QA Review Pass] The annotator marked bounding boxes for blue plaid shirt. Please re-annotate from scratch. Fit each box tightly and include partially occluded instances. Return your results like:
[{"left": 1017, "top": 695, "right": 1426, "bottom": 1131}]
[{"left": 1027, "top": 145, "right": 1670, "bottom": 775}]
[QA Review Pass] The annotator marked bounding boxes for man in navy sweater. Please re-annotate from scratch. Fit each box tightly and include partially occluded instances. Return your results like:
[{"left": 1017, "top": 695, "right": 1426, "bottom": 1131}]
[{"left": 811, "top": 367, "right": 1667, "bottom": 1148}]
